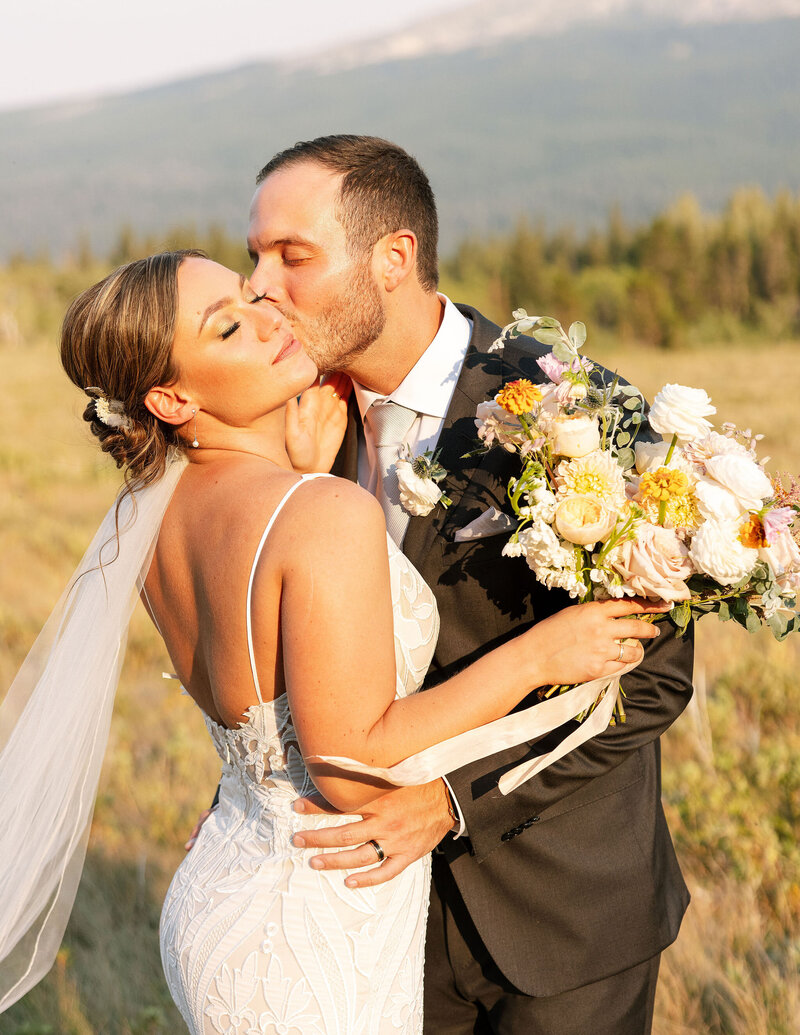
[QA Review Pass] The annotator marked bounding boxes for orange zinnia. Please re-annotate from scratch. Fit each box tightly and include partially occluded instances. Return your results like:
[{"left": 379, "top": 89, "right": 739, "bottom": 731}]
[
  {"left": 496, "top": 379, "right": 542, "bottom": 416},
  {"left": 739, "top": 513, "right": 769, "bottom": 549}
]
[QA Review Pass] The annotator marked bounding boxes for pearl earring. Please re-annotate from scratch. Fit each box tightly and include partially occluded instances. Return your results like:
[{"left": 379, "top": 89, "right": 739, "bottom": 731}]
[{"left": 191, "top": 408, "right": 199, "bottom": 449}]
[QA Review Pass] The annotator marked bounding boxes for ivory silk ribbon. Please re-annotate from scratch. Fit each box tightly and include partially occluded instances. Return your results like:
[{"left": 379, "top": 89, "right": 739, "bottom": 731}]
[{"left": 309, "top": 658, "right": 640, "bottom": 796}]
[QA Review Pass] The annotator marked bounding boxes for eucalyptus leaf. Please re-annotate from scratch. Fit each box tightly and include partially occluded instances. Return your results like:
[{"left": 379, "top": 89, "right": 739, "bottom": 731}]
[
  {"left": 766, "top": 611, "right": 790, "bottom": 639},
  {"left": 618, "top": 385, "right": 642, "bottom": 397},
  {"left": 615, "top": 447, "right": 635, "bottom": 470},
  {"left": 717, "top": 600, "right": 732, "bottom": 622},
  {"left": 745, "top": 611, "right": 762, "bottom": 634},
  {"left": 552, "top": 341, "right": 575, "bottom": 362},
  {"left": 535, "top": 316, "right": 561, "bottom": 329},
  {"left": 616, "top": 431, "right": 631, "bottom": 447},
  {"left": 630, "top": 412, "right": 644, "bottom": 424},
  {"left": 533, "top": 327, "right": 566, "bottom": 348},
  {"left": 623, "top": 397, "right": 643, "bottom": 410},
  {"left": 568, "top": 321, "right": 587, "bottom": 349}
]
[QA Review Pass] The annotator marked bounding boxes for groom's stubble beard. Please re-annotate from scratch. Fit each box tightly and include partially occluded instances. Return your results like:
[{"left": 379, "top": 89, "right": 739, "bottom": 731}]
[{"left": 281, "top": 257, "right": 386, "bottom": 375}]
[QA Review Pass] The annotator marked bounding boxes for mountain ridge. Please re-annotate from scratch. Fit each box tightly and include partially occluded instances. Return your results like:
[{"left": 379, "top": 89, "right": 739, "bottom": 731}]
[{"left": 2, "top": 13, "right": 799, "bottom": 261}]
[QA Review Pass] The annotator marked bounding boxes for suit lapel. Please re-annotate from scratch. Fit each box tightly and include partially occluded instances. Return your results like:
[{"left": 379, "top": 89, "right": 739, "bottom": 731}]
[{"left": 402, "top": 306, "right": 509, "bottom": 569}]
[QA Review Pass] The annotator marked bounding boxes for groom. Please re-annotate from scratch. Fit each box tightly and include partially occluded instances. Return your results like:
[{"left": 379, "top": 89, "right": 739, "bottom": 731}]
[{"left": 245, "top": 134, "right": 694, "bottom": 1034}]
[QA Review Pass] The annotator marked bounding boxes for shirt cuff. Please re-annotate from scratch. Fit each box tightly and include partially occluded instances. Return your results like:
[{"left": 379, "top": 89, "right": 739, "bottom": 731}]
[{"left": 442, "top": 775, "right": 467, "bottom": 838}]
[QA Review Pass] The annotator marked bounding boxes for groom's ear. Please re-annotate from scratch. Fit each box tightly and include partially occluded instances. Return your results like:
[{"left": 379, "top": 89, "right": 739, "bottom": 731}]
[
  {"left": 144, "top": 385, "right": 194, "bottom": 427},
  {"left": 375, "top": 230, "right": 416, "bottom": 292}
]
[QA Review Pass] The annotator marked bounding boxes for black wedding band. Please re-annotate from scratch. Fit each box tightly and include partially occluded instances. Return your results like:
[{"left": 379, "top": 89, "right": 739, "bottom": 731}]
[{"left": 367, "top": 838, "right": 385, "bottom": 862}]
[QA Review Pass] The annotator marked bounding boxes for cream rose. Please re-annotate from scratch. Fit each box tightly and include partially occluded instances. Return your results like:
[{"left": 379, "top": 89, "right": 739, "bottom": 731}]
[
  {"left": 554, "top": 495, "right": 618, "bottom": 548},
  {"left": 396, "top": 458, "right": 443, "bottom": 516},
  {"left": 703, "top": 453, "right": 773, "bottom": 512},
  {"left": 689, "top": 519, "right": 758, "bottom": 585},
  {"left": 634, "top": 440, "right": 693, "bottom": 477},
  {"left": 551, "top": 413, "right": 601, "bottom": 457},
  {"left": 648, "top": 384, "right": 716, "bottom": 443},
  {"left": 608, "top": 523, "right": 693, "bottom": 601},
  {"left": 760, "top": 529, "right": 800, "bottom": 582}
]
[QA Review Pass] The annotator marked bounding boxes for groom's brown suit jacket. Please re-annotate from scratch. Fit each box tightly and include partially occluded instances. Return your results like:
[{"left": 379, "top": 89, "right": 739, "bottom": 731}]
[{"left": 335, "top": 304, "right": 693, "bottom": 998}]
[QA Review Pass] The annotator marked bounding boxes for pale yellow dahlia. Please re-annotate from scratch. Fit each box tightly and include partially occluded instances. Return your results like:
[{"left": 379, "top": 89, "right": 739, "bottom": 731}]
[{"left": 554, "top": 450, "right": 627, "bottom": 508}]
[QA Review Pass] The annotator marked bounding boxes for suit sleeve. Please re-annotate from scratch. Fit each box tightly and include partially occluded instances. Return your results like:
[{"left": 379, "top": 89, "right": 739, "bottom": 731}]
[{"left": 445, "top": 616, "right": 694, "bottom": 863}]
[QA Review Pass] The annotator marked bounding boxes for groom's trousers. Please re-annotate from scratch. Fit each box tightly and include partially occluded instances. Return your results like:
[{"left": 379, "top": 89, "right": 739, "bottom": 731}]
[{"left": 423, "top": 854, "right": 660, "bottom": 1035}]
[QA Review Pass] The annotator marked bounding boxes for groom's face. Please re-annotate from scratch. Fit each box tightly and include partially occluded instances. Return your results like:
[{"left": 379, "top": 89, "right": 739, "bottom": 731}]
[{"left": 247, "top": 161, "right": 386, "bottom": 373}]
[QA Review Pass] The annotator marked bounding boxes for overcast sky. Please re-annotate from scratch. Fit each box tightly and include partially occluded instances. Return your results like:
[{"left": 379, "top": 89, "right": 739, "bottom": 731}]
[{"left": 2, "top": 0, "right": 470, "bottom": 111}]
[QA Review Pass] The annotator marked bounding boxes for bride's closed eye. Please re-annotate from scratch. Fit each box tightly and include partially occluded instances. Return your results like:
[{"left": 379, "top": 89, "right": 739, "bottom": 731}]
[{"left": 219, "top": 293, "right": 267, "bottom": 338}]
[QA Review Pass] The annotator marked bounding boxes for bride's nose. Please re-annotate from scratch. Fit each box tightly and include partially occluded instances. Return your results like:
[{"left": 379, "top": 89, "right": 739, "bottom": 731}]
[{"left": 256, "top": 304, "right": 285, "bottom": 340}]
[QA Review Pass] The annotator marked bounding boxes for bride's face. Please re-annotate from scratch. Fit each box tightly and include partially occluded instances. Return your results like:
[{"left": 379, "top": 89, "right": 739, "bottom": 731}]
[{"left": 170, "top": 257, "right": 317, "bottom": 425}]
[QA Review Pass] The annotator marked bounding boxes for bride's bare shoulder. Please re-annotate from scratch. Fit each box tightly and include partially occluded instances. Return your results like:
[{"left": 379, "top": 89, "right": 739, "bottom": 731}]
[{"left": 170, "top": 458, "right": 383, "bottom": 552}]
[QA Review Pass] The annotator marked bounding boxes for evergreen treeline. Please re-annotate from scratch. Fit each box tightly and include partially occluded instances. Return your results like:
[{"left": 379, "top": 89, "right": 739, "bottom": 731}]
[
  {"left": 443, "top": 187, "right": 800, "bottom": 347},
  {"left": 3, "top": 188, "right": 800, "bottom": 350}
]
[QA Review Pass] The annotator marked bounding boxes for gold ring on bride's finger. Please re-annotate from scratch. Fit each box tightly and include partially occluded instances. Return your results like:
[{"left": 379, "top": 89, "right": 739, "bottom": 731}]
[
  {"left": 332, "top": 391, "right": 339, "bottom": 399},
  {"left": 367, "top": 839, "right": 385, "bottom": 862},
  {"left": 616, "top": 641, "right": 625, "bottom": 663}
]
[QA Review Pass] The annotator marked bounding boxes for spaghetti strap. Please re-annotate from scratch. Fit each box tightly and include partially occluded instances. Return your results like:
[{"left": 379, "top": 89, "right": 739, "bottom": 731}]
[{"left": 246, "top": 473, "right": 333, "bottom": 704}]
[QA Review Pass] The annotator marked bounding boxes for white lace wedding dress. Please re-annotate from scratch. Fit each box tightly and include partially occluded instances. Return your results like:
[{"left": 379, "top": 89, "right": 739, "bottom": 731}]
[{"left": 159, "top": 475, "right": 439, "bottom": 1035}]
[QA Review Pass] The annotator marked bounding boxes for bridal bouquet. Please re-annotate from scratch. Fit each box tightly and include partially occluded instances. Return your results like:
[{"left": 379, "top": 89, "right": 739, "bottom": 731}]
[{"left": 476, "top": 311, "right": 800, "bottom": 647}]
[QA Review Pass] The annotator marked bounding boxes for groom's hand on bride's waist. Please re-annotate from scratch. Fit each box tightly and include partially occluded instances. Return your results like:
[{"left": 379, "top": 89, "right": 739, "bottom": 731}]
[{"left": 291, "top": 780, "right": 454, "bottom": 888}]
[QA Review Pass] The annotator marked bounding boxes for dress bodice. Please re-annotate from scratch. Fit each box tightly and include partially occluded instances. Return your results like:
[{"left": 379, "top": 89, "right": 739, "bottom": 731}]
[{"left": 202, "top": 480, "right": 439, "bottom": 805}]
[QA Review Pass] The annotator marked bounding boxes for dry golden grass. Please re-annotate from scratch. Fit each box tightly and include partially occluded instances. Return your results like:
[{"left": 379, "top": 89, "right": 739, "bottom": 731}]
[{"left": 0, "top": 317, "right": 798, "bottom": 1033}]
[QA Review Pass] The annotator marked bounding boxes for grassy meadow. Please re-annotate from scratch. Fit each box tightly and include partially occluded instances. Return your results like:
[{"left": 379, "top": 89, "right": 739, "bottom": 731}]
[{"left": 0, "top": 264, "right": 798, "bottom": 1034}]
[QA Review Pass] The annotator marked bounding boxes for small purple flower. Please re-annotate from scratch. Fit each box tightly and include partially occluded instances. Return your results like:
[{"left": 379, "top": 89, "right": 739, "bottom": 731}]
[{"left": 763, "top": 506, "right": 795, "bottom": 544}]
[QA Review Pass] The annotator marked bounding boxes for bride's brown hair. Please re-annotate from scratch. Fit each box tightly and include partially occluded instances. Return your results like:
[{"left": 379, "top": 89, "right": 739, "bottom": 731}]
[{"left": 61, "top": 250, "right": 205, "bottom": 492}]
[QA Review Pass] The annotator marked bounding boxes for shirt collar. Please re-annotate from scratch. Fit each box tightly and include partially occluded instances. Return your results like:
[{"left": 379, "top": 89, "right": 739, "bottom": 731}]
[{"left": 353, "top": 295, "right": 472, "bottom": 420}]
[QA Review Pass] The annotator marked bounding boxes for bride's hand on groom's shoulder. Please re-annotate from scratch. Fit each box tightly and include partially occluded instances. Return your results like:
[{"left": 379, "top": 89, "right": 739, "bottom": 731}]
[
  {"left": 285, "top": 373, "right": 352, "bottom": 474},
  {"left": 290, "top": 780, "right": 453, "bottom": 888}
]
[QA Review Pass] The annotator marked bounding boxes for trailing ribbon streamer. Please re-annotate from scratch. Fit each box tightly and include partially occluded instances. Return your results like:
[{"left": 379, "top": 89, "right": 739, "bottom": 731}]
[{"left": 309, "top": 658, "right": 641, "bottom": 796}]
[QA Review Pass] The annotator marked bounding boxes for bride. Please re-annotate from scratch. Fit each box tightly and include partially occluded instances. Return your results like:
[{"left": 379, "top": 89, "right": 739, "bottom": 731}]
[{"left": 0, "top": 251, "right": 664, "bottom": 1033}]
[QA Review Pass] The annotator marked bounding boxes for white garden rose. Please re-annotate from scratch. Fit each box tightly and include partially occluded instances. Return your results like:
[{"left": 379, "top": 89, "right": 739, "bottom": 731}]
[
  {"left": 648, "top": 384, "right": 716, "bottom": 443},
  {"left": 689, "top": 518, "right": 758, "bottom": 585},
  {"left": 684, "top": 431, "right": 748, "bottom": 465},
  {"left": 554, "top": 495, "right": 618, "bottom": 548},
  {"left": 551, "top": 413, "right": 600, "bottom": 458},
  {"left": 703, "top": 453, "right": 773, "bottom": 512},
  {"left": 396, "top": 458, "right": 443, "bottom": 516},
  {"left": 694, "top": 476, "right": 747, "bottom": 522}
]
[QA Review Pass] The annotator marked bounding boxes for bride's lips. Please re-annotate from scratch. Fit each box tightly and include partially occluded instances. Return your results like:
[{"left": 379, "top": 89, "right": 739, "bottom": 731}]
[{"left": 272, "top": 336, "right": 302, "bottom": 364}]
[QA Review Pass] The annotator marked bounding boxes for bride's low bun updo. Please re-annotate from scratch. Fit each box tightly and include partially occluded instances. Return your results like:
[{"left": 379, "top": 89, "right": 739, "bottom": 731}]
[{"left": 61, "top": 250, "right": 205, "bottom": 491}]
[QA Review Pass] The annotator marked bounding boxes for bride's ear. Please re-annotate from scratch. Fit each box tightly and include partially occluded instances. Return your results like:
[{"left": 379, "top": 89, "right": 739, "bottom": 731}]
[{"left": 144, "top": 385, "right": 194, "bottom": 427}]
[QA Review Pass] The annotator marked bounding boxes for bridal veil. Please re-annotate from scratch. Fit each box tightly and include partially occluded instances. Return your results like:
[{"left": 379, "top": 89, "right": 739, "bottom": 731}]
[{"left": 0, "top": 457, "right": 186, "bottom": 1011}]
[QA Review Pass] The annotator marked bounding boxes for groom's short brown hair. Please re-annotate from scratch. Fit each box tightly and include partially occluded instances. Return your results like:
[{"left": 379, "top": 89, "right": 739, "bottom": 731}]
[{"left": 256, "top": 135, "right": 439, "bottom": 292}]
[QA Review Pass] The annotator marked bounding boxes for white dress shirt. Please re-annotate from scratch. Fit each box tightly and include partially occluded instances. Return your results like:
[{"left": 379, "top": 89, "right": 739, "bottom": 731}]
[
  {"left": 353, "top": 295, "right": 472, "bottom": 837},
  {"left": 353, "top": 295, "right": 472, "bottom": 494}
]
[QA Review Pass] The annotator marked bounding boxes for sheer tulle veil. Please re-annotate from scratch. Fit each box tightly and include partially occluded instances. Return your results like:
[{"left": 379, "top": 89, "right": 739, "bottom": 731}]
[{"left": 0, "top": 455, "right": 186, "bottom": 1011}]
